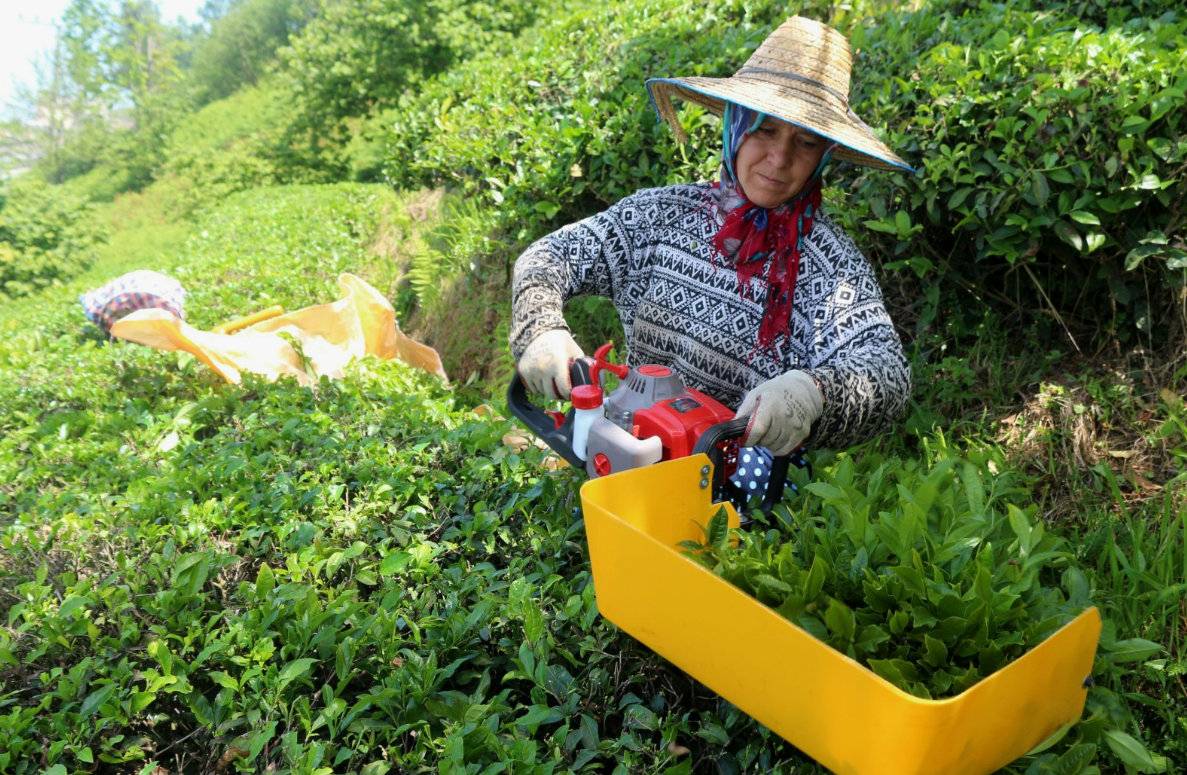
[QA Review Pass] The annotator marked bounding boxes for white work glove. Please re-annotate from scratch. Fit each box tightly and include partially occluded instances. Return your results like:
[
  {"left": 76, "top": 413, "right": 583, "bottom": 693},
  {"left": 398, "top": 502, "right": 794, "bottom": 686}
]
[
  {"left": 735, "top": 370, "right": 824, "bottom": 456},
  {"left": 517, "top": 329, "right": 584, "bottom": 400}
]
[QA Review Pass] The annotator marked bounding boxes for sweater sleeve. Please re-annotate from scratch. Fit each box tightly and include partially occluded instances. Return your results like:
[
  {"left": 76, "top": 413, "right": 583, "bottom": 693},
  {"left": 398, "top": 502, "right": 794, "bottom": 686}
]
[
  {"left": 801, "top": 225, "right": 912, "bottom": 449},
  {"left": 509, "top": 191, "right": 649, "bottom": 362}
]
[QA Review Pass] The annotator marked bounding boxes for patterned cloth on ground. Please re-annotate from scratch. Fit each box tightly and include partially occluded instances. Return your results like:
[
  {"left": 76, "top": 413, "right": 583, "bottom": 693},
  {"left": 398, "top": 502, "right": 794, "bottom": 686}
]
[{"left": 80, "top": 270, "right": 186, "bottom": 335}]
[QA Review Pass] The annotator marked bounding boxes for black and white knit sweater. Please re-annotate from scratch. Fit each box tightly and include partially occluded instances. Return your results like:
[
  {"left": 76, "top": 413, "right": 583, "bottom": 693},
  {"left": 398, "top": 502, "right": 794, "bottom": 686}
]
[{"left": 510, "top": 182, "right": 910, "bottom": 449}]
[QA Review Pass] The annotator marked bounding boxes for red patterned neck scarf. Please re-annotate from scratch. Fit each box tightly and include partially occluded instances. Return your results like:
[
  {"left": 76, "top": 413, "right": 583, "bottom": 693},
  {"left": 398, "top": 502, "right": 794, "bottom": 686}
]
[{"left": 710, "top": 103, "right": 833, "bottom": 354}]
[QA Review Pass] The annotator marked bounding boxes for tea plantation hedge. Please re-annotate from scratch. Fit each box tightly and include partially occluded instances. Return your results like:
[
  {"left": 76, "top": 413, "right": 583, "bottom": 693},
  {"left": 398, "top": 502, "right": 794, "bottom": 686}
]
[
  {"left": 0, "top": 183, "right": 1173, "bottom": 774},
  {"left": 0, "top": 179, "right": 106, "bottom": 300},
  {"left": 383, "top": 0, "right": 1186, "bottom": 348}
]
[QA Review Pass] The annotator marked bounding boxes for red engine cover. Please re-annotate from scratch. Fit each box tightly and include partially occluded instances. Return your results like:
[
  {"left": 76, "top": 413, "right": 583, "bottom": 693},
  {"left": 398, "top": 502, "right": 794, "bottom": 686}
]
[{"left": 632, "top": 388, "right": 736, "bottom": 460}]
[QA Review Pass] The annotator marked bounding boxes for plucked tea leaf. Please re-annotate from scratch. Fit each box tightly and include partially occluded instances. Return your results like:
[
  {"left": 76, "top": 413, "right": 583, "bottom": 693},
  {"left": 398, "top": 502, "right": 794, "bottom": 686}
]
[
  {"left": 802, "top": 555, "right": 827, "bottom": 601},
  {"left": 823, "top": 599, "right": 856, "bottom": 643},
  {"left": 856, "top": 625, "right": 890, "bottom": 653},
  {"left": 922, "top": 635, "right": 948, "bottom": 669}
]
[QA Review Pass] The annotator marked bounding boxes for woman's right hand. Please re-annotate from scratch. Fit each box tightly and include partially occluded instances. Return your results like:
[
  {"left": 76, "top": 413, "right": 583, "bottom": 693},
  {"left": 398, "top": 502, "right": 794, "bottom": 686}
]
[{"left": 517, "top": 329, "right": 585, "bottom": 400}]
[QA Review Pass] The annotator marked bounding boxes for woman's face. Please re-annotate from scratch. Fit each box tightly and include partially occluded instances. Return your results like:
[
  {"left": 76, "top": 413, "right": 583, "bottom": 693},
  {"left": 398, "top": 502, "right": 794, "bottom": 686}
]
[{"left": 734, "top": 117, "right": 827, "bottom": 208}]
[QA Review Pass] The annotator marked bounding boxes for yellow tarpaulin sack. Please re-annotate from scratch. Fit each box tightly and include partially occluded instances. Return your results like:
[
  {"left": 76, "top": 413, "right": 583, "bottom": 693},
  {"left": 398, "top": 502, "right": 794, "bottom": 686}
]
[{"left": 110, "top": 273, "right": 446, "bottom": 386}]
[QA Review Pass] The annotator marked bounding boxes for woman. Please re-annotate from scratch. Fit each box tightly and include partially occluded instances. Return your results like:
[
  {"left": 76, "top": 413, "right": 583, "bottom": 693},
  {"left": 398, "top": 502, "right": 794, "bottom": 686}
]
[{"left": 510, "top": 16, "right": 913, "bottom": 479}]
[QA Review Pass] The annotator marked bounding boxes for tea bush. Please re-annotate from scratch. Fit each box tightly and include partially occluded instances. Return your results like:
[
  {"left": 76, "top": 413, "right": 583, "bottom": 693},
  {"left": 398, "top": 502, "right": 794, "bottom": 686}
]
[
  {"left": 384, "top": 0, "right": 797, "bottom": 241},
  {"left": 0, "top": 181, "right": 1174, "bottom": 775},
  {"left": 838, "top": 1, "right": 1187, "bottom": 346},
  {"left": 0, "top": 178, "right": 106, "bottom": 300},
  {"left": 383, "top": 0, "right": 1186, "bottom": 350}
]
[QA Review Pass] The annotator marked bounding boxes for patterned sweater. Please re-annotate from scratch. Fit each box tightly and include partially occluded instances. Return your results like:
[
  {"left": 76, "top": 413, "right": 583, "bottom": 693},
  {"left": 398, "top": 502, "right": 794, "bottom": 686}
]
[{"left": 510, "top": 183, "right": 910, "bottom": 449}]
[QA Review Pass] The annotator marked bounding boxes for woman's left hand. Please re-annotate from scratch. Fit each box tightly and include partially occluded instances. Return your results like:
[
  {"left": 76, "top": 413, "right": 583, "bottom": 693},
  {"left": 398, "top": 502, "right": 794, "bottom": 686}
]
[{"left": 735, "top": 370, "right": 823, "bottom": 455}]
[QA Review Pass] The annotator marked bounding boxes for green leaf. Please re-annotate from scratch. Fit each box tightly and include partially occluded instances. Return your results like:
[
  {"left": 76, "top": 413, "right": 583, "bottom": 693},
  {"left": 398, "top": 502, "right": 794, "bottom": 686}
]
[
  {"left": 856, "top": 625, "right": 890, "bottom": 653},
  {"left": 868, "top": 659, "right": 906, "bottom": 688},
  {"left": 755, "top": 573, "right": 792, "bottom": 602},
  {"left": 698, "top": 721, "right": 730, "bottom": 746},
  {"left": 802, "top": 555, "right": 827, "bottom": 601},
  {"left": 1026, "top": 718, "right": 1078, "bottom": 755},
  {"left": 76, "top": 747, "right": 95, "bottom": 764},
  {"left": 129, "top": 691, "right": 156, "bottom": 713},
  {"left": 708, "top": 510, "right": 729, "bottom": 555},
  {"left": 1120, "top": 115, "right": 1149, "bottom": 133},
  {"left": 208, "top": 671, "right": 239, "bottom": 690},
  {"left": 624, "top": 703, "right": 659, "bottom": 731},
  {"left": 255, "top": 563, "right": 275, "bottom": 600},
  {"left": 80, "top": 685, "right": 116, "bottom": 718},
  {"left": 278, "top": 657, "right": 318, "bottom": 687},
  {"left": 1007, "top": 505, "right": 1032, "bottom": 555},
  {"left": 948, "top": 187, "right": 974, "bottom": 210},
  {"left": 361, "top": 763, "right": 392, "bottom": 775},
  {"left": 895, "top": 210, "right": 911, "bottom": 235},
  {"left": 534, "top": 201, "right": 560, "bottom": 219},
  {"left": 1136, "top": 174, "right": 1162, "bottom": 190},
  {"left": 248, "top": 721, "right": 278, "bottom": 762},
  {"left": 516, "top": 704, "right": 559, "bottom": 727},
  {"left": 59, "top": 594, "right": 90, "bottom": 619},
  {"left": 1068, "top": 211, "right": 1100, "bottom": 226},
  {"left": 823, "top": 599, "right": 856, "bottom": 642},
  {"left": 1030, "top": 174, "right": 1048, "bottom": 208},
  {"left": 1053, "top": 221, "right": 1083, "bottom": 252},
  {"left": 1148, "top": 88, "right": 1184, "bottom": 122},
  {"left": 1126, "top": 244, "right": 1163, "bottom": 271},
  {"left": 379, "top": 551, "right": 411, "bottom": 575},
  {"left": 1103, "top": 729, "right": 1164, "bottom": 773},
  {"left": 524, "top": 600, "right": 544, "bottom": 643},
  {"left": 1107, "top": 638, "right": 1163, "bottom": 663},
  {"left": 922, "top": 635, "right": 949, "bottom": 669},
  {"left": 864, "top": 218, "right": 897, "bottom": 234}
]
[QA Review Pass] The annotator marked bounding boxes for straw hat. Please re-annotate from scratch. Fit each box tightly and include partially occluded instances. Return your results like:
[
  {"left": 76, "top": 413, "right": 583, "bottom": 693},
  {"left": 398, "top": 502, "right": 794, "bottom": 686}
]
[{"left": 646, "top": 16, "right": 912, "bottom": 173}]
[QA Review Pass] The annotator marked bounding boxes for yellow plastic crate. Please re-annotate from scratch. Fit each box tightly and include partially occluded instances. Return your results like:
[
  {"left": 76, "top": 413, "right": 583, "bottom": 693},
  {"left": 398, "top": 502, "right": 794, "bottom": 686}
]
[{"left": 580, "top": 454, "right": 1101, "bottom": 775}]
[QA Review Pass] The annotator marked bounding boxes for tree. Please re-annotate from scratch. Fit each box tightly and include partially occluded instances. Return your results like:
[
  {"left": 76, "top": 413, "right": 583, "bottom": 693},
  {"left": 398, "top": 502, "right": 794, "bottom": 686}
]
[
  {"left": 55, "top": 0, "right": 189, "bottom": 187},
  {"left": 188, "top": 0, "right": 317, "bottom": 106}
]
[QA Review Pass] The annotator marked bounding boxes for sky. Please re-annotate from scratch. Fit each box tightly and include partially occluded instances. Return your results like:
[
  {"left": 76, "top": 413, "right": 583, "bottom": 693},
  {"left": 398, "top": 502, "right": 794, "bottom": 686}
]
[{"left": 0, "top": 0, "right": 206, "bottom": 115}]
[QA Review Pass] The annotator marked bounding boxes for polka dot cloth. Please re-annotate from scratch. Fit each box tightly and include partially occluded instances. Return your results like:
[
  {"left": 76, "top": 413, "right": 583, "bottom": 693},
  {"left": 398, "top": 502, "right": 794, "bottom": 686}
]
[{"left": 728, "top": 445, "right": 810, "bottom": 508}]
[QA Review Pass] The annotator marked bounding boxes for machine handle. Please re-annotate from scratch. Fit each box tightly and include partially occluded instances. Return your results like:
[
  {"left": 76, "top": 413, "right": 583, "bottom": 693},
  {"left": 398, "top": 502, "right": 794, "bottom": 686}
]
[
  {"left": 505, "top": 359, "right": 593, "bottom": 469},
  {"left": 693, "top": 416, "right": 798, "bottom": 518}
]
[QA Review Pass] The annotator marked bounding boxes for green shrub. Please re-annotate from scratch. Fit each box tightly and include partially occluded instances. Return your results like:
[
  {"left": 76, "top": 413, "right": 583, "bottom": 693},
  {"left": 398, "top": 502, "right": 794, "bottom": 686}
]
[
  {"left": 384, "top": 0, "right": 803, "bottom": 239},
  {"left": 278, "top": 0, "right": 540, "bottom": 142},
  {"left": 0, "top": 178, "right": 106, "bottom": 299},
  {"left": 831, "top": 2, "right": 1187, "bottom": 347},
  {"left": 187, "top": 0, "right": 319, "bottom": 107},
  {"left": 383, "top": 0, "right": 1186, "bottom": 350}
]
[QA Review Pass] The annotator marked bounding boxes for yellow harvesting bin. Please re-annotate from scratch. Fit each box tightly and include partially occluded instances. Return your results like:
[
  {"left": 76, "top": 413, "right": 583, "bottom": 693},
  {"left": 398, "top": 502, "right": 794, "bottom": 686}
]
[{"left": 580, "top": 454, "right": 1101, "bottom": 775}]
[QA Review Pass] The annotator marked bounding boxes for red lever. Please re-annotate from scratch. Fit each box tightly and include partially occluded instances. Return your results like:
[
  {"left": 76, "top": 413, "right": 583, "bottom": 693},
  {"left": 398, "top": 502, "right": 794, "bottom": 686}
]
[
  {"left": 590, "top": 342, "right": 629, "bottom": 386},
  {"left": 544, "top": 410, "right": 566, "bottom": 430}
]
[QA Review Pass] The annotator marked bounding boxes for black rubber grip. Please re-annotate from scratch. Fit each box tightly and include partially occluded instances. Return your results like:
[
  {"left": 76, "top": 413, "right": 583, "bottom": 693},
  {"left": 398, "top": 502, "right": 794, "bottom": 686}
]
[
  {"left": 505, "top": 359, "right": 594, "bottom": 469},
  {"left": 693, "top": 415, "right": 795, "bottom": 517}
]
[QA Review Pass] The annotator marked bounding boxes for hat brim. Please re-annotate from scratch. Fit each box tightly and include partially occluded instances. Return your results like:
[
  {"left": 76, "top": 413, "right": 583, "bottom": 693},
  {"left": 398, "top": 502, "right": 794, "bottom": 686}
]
[{"left": 647, "top": 75, "right": 914, "bottom": 174}]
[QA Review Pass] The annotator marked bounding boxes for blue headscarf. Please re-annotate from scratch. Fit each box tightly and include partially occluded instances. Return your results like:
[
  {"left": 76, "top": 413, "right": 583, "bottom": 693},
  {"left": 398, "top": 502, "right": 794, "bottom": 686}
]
[{"left": 712, "top": 102, "right": 836, "bottom": 352}]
